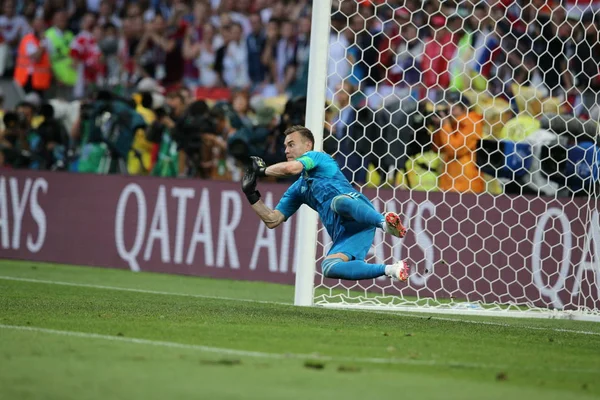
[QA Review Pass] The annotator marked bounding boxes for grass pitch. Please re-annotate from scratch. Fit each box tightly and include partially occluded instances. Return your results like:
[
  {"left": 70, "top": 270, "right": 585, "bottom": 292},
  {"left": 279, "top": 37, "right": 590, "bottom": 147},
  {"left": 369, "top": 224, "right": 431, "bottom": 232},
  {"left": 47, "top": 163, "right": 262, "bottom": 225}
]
[{"left": 0, "top": 260, "right": 599, "bottom": 400}]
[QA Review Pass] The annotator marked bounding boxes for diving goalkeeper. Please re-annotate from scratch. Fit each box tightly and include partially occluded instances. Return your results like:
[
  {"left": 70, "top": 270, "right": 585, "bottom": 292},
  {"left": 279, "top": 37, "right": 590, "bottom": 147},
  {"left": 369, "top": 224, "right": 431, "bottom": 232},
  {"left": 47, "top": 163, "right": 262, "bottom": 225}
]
[{"left": 241, "top": 125, "right": 410, "bottom": 281}]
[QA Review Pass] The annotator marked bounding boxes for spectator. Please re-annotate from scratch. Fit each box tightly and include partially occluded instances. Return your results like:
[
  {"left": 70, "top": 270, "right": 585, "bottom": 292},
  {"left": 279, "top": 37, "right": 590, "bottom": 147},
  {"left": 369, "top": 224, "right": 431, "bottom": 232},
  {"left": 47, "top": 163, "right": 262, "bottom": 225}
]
[
  {"left": 181, "top": 1, "right": 210, "bottom": 90},
  {"left": 258, "top": 19, "right": 279, "bottom": 94},
  {"left": 231, "top": 89, "right": 253, "bottom": 126},
  {"left": 14, "top": 16, "right": 51, "bottom": 97},
  {"left": 21, "top": 0, "right": 38, "bottom": 25},
  {"left": 287, "top": 15, "right": 311, "bottom": 98},
  {"left": 350, "top": 5, "right": 387, "bottom": 103},
  {"left": 70, "top": 13, "right": 103, "bottom": 99},
  {"left": 215, "top": 0, "right": 251, "bottom": 34},
  {"left": 572, "top": 12, "right": 600, "bottom": 119},
  {"left": 98, "top": 0, "right": 122, "bottom": 28},
  {"left": 327, "top": 14, "right": 350, "bottom": 101},
  {"left": 162, "top": 7, "right": 187, "bottom": 89},
  {"left": 135, "top": 13, "right": 185, "bottom": 90},
  {"left": 119, "top": 5, "right": 145, "bottom": 89},
  {"left": 288, "top": 0, "right": 311, "bottom": 21},
  {"left": 97, "top": 23, "right": 122, "bottom": 88},
  {"left": 215, "top": 22, "right": 250, "bottom": 89},
  {"left": 45, "top": 10, "right": 77, "bottom": 95},
  {"left": 382, "top": 17, "right": 424, "bottom": 100},
  {"left": 247, "top": 13, "right": 266, "bottom": 89},
  {"left": 0, "top": 0, "right": 31, "bottom": 77},
  {"left": 43, "top": 0, "right": 69, "bottom": 25},
  {"left": 378, "top": 7, "right": 412, "bottom": 85},
  {"left": 143, "top": 0, "right": 171, "bottom": 22},
  {"left": 185, "top": 23, "right": 220, "bottom": 89},
  {"left": 68, "top": 0, "right": 88, "bottom": 35},
  {"left": 531, "top": 6, "right": 574, "bottom": 98},
  {"left": 273, "top": 19, "right": 297, "bottom": 95},
  {"left": 434, "top": 93, "right": 485, "bottom": 193},
  {"left": 345, "top": 14, "right": 367, "bottom": 88},
  {"left": 464, "top": 4, "right": 502, "bottom": 93},
  {"left": 260, "top": 1, "right": 286, "bottom": 24},
  {"left": 328, "top": 81, "right": 367, "bottom": 183},
  {"left": 422, "top": 15, "right": 461, "bottom": 102}
]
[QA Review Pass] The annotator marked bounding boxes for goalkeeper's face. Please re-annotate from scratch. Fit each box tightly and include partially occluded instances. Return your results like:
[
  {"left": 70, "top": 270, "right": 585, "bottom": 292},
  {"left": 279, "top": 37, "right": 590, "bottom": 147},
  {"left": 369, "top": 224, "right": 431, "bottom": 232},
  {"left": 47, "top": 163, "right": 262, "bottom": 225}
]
[{"left": 284, "top": 131, "right": 313, "bottom": 161}]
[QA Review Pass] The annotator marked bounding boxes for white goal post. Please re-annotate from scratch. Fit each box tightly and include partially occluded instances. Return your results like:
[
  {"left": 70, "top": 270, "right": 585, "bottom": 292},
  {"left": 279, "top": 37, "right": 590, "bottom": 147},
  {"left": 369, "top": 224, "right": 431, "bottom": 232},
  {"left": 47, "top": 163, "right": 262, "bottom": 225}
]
[{"left": 295, "top": 0, "right": 600, "bottom": 321}]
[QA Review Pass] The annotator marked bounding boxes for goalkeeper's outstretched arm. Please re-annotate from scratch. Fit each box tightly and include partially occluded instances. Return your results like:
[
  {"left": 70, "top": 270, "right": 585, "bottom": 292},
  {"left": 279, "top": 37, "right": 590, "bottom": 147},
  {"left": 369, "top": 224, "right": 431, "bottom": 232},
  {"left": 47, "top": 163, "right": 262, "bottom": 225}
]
[
  {"left": 251, "top": 200, "right": 286, "bottom": 229},
  {"left": 241, "top": 161, "right": 286, "bottom": 229},
  {"left": 250, "top": 155, "right": 303, "bottom": 178},
  {"left": 260, "top": 160, "right": 304, "bottom": 178}
]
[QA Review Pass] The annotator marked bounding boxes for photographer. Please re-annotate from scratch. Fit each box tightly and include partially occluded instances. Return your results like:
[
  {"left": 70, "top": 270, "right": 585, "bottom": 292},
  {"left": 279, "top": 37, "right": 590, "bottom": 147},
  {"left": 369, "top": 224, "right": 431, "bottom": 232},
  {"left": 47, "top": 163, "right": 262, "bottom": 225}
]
[
  {"left": 400, "top": 100, "right": 442, "bottom": 191},
  {"left": 264, "top": 95, "right": 306, "bottom": 169},
  {"left": 153, "top": 100, "right": 231, "bottom": 179},
  {"left": 34, "top": 103, "right": 70, "bottom": 170},
  {"left": 150, "top": 90, "right": 188, "bottom": 176},
  {"left": 227, "top": 104, "right": 277, "bottom": 167},
  {"left": 200, "top": 105, "right": 235, "bottom": 180},
  {"left": 0, "top": 111, "right": 30, "bottom": 168}
]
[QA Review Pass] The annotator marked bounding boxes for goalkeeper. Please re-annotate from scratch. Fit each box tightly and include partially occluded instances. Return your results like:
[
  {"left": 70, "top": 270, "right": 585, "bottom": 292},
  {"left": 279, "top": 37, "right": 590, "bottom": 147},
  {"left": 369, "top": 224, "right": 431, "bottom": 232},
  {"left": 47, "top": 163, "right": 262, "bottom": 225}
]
[{"left": 241, "top": 125, "right": 410, "bottom": 281}]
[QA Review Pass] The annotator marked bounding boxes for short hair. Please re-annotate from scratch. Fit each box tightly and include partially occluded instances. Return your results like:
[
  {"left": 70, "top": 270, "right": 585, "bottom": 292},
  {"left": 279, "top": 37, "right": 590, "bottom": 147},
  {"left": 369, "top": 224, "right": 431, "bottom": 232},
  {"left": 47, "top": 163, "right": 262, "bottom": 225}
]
[{"left": 284, "top": 125, "right": 315, "bottom": 148}]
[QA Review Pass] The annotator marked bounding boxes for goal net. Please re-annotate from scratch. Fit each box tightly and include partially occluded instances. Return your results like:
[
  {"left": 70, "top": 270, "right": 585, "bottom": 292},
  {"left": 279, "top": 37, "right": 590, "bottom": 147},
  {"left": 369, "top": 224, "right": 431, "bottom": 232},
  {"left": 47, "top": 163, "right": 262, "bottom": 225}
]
[{"left": 298, "top": 0, "right": 600, "bottom": 321}]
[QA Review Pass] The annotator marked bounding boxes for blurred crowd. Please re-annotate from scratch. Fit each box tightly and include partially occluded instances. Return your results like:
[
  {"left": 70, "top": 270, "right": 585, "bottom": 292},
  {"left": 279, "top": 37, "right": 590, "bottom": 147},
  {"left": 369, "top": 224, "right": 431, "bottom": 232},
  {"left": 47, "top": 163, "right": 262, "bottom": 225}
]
[{"left": 0, "top": 0, "right": 598, "bottom": 198}]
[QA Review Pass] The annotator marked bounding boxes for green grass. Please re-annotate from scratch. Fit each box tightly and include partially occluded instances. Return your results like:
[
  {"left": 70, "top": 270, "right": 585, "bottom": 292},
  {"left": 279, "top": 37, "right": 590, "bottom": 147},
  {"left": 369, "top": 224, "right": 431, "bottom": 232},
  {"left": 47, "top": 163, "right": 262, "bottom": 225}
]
[{"left": 0, "top": 260, "right": 599, "bottom": 400}]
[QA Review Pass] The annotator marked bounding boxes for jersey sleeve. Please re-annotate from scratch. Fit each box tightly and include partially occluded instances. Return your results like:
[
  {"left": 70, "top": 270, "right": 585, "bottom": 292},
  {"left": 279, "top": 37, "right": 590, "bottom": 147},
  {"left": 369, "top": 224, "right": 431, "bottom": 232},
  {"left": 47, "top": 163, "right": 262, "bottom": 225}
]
[
  {"left": 296, "top": 151, "right": 324, "bottom": 172},
  {"left": 274, "top": 181, "right": 303, "bottom": 220}
]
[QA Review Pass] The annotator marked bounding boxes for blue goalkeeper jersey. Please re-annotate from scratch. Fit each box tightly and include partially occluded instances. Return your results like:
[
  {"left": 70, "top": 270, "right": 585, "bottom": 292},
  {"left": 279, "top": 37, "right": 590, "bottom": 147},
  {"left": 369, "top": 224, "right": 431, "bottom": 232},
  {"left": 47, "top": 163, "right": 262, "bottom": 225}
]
[{"left": 274, "top": 151, "right": 363, "bottom": 237}]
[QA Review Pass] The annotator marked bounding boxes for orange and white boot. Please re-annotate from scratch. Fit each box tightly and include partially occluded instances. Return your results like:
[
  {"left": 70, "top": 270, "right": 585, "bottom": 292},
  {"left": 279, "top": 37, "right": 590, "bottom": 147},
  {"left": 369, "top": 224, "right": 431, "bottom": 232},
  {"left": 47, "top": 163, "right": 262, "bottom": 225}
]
[
  {"left": 383, "top": 212, "right": 407, "bottom": 238},
  {"left": 386, "top": 259, "right": 410, "bottom": 281}
]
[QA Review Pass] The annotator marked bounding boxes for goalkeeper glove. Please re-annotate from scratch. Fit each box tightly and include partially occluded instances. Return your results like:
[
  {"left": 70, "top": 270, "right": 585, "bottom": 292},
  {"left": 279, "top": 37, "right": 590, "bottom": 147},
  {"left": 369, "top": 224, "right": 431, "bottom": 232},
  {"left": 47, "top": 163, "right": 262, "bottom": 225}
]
[
  {"left": 250, "top": 156, "right": 267, "bottom": 177},
  {"left": 241, "top": 168, "right": 261, "bottom": 205}
]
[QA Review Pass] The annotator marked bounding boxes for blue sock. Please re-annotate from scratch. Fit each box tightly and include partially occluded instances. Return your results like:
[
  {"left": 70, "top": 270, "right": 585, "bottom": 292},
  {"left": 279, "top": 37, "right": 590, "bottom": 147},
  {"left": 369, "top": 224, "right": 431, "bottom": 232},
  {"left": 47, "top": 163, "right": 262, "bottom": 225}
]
[
  {"left": 331, "top": 195, "right": 384, "bottom": 228},
  {"left": 322, "top": 258, "right": 386, "bottom": 280}
]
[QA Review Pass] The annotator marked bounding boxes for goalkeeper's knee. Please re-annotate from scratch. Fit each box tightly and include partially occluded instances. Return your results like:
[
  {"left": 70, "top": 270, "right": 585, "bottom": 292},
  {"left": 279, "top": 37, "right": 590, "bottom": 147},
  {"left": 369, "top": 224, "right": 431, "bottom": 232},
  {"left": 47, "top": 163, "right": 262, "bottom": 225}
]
[
  {"left": 321, "top": 257, "right": 344, "bottom": 278},
  {"left": 330, "top": 194, "right": 355, "bottom": 217}
]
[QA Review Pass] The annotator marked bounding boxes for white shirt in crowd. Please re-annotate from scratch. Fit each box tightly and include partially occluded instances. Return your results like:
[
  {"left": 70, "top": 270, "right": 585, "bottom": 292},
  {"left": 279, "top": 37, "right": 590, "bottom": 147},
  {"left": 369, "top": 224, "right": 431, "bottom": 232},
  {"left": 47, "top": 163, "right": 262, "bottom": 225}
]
[
  {"left": 0, "top": 15, "right": 31, "bottom": 45},
  {"left": 196, "top": 47, "right": 219, "bottom": 88},
  {"left": 327, "top": 32, "right": 350, "bottom": 101},
  {"left": 221, "top": 40, "right": 250, "bottom": 89}
]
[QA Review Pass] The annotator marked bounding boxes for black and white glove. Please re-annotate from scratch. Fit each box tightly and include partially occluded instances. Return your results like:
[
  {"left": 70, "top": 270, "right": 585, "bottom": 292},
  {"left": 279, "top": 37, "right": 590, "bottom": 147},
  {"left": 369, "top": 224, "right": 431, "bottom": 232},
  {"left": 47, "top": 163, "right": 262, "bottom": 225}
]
[
  {"left": 250, "top": 156, "right": 267, "bottom": 177},
  {"left": 241, "top": 168, "right": 261, "bottom": 205}
]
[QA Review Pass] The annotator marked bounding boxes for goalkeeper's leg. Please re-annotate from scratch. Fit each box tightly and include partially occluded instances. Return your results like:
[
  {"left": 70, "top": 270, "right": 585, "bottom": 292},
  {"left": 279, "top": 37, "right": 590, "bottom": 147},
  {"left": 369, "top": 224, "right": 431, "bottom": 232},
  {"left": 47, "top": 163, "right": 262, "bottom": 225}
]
[
  {"left": 322, "top": 228, "right": 409, "bottom": 281},
  {"left": 321, "top": 256, "right": 409, "bottom": 281},
  {"left": 331, "top": 194, "right": 407, "bottom": 238}
]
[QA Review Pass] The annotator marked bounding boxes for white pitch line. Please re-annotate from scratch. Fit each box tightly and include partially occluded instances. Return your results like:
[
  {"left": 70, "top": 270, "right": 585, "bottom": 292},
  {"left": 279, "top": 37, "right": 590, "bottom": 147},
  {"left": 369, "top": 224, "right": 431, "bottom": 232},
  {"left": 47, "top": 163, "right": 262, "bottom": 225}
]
[
  {"left": 1, "top": 324, "right": 598, "bottom": 375},
  {"left": 0, "top": 276, "right": 288, "bottom": 305},
  {"left": 1, "top": 275, "right": 600, "bottom": 337},
  {"left": 0, "top": 323, "right": 475, "bottom": 368},
  {"left": 391, "top": 313, "right": 600, "bottom": 336}
]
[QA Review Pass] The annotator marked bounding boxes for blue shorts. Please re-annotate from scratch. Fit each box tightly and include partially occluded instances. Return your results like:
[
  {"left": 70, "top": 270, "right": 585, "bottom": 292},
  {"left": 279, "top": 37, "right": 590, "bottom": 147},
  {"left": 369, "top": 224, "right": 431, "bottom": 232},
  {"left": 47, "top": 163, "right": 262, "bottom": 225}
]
[{"left": 327, "top": 194, "right": 376, "bottom": 261}]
